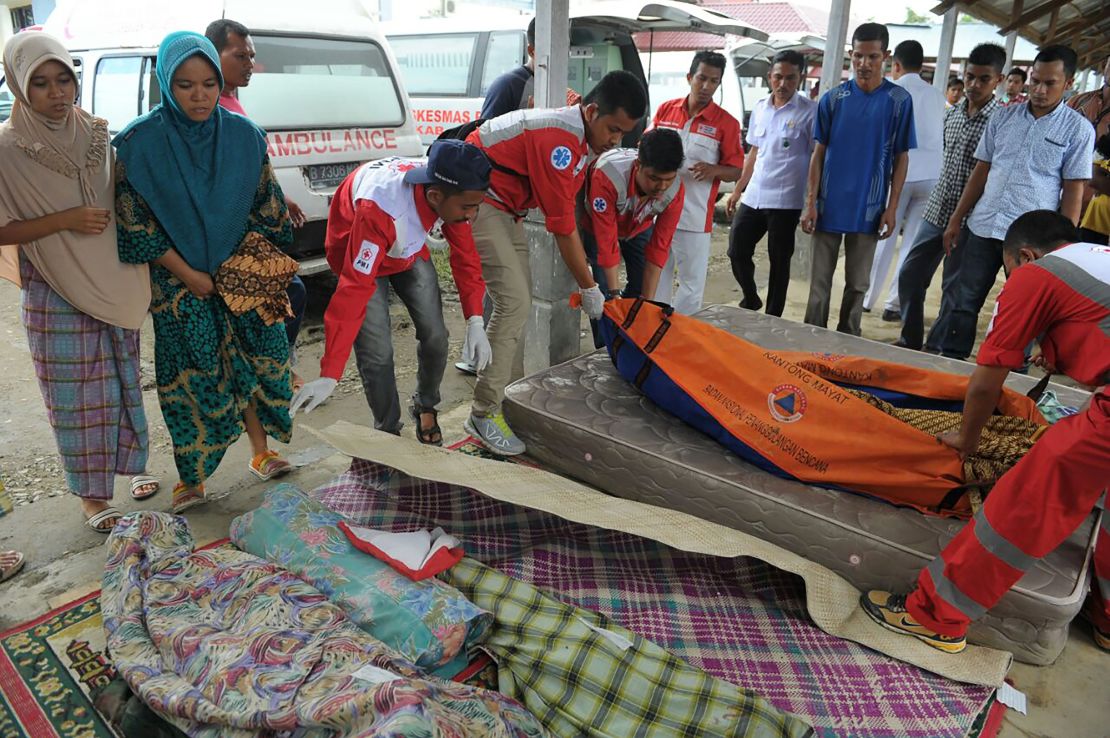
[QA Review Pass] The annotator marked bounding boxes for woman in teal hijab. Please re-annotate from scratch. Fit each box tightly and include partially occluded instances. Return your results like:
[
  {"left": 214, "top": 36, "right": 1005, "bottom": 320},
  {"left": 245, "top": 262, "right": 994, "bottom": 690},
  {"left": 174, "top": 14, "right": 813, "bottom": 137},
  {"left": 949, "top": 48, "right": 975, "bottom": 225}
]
[{"left": 116, "top": 31, "right": 295, "bottom": 512}]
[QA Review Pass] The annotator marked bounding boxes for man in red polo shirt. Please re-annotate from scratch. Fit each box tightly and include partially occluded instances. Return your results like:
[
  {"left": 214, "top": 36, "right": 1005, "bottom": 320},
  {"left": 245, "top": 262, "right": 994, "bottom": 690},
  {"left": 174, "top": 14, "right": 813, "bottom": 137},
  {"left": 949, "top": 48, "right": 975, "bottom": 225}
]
[
  {"left": 291, "top": 141, "right": 492, "bottom": 447},
  {"left": 651, "top": 51, "right": 744, "bottom": 315},
  {"left": 862, "top": 210, "right": 1110, "bottom": 654},
  {"left": 463, "top": 70, "right": 647, "bottom": 456}
]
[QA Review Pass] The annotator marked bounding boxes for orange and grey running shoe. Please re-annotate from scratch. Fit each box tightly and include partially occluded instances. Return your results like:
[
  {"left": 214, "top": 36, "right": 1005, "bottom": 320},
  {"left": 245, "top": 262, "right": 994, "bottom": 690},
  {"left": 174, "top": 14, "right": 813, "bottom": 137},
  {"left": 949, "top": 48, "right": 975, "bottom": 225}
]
[{"left": 861, "top": 590, "right": 967, "bottom": 654}]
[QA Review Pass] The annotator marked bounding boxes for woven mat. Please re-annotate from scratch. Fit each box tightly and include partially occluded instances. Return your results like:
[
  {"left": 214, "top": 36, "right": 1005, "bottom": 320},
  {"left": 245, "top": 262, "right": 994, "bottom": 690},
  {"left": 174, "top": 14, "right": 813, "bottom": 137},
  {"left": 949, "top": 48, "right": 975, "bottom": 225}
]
[
  {"left": 313, "top": 420, "right": 1012, "bottom": 689},
  {"left": 310, "top": 427, "right": 1007, "bottom": 738}
]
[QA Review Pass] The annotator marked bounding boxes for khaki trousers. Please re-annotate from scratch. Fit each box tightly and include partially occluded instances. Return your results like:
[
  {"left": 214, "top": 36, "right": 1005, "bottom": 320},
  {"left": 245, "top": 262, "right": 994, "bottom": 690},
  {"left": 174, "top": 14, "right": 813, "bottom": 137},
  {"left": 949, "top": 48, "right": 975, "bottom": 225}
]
[
  {"left": 803, "top": 230, "right": 878, "bottom": 336},
  {"left": 470, "top": 204, "right": 531, "bottom": 417}
]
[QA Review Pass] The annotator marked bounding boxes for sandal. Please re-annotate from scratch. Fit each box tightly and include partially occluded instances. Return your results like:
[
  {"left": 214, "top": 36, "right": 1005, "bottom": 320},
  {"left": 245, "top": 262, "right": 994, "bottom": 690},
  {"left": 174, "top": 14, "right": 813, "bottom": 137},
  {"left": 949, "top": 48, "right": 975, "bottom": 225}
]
[
  {"left": 249, "top": 450, "right": 293, "bottom": 481},
  {"left": 0, "top": 550, "right": 25, "bottom": 583},
  {"left": 292, "top": 372, "right": 305, "bottom": 394},
  {"left": 85, "top": 506, "right": 122, "bottom": 534},
  {"left": 410, "top": 403, "right": 443, "bottom": 446},
  {"left": 172, "top": 482, "right": 206, "bottom": 514},
  {"left": 129, "top": 474, "right": 161, "bottom": 500}
]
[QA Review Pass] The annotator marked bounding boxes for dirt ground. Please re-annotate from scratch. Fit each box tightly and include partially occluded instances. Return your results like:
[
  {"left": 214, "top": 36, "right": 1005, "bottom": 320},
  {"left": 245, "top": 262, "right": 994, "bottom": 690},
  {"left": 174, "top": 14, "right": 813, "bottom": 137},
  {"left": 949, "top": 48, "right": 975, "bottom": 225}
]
[{"left": 1, "top": 224, "right": 1102, "bottom": 738}]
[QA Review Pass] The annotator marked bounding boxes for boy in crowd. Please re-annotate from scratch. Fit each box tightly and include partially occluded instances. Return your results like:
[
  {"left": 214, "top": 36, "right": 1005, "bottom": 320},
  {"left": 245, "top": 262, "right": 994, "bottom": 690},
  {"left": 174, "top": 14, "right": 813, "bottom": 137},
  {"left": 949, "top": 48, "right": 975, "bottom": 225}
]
[
  {"left": 725, "top": 49, "right": 816, "bottom": 317},
  {"left": 935, "top": 44, "right": 1093, "bottom": 361},
  {"left": 291, "top": 141, "right": 492, "bottom": 448},
  {"left": 801, "top": 22, "right": 916, "bottom": 336},
  {"left": 945, "top": 77, "right": 964, "bottom": 108},
  {"left": 652, "top": 51, "right": 743, "bottom": 315},
  {"left": 1000, "top": 68, "right": 1027, "bottom": 105},
  {"left": 893, "top": 43, "right": 1006, "bottom": 352},
  {"left": 863, "top": 40, "right": 945, "bottom": 322},
  {"left": 464, "top": 71, "right": 647, "bottom": 455}
]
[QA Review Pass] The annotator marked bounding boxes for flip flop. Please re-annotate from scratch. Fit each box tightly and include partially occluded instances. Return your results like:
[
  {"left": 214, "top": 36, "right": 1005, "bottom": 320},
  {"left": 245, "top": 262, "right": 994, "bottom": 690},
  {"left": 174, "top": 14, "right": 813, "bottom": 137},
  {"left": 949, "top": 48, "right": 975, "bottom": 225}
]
[
  {"left": 85, "top": 507, "right": 122, "bottom": 534},
  {"left": 172, "top": 482, "right": 206, "bottom": 514},
  {"left": 0, "top": 551, "right": 25, "bottom": 583},
  {"left": 249, "top": 450, "right": 292, "bottom": 481},
  {"left": 129, "top": 475, "right": 161, "bottom": 500}
]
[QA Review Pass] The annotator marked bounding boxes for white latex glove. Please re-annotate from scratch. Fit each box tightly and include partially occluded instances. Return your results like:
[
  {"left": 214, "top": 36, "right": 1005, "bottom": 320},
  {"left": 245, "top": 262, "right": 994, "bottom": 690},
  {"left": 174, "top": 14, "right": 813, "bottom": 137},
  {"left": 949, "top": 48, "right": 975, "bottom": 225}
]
[
  {"left": 579, "top": 284, "right": 605, "bottom": 320},
  {"left": 462, "top": 315, "right": 492, "bottom": 371},
  {"left": 291, "top": 377, "right": 338, "bottom": 415}
]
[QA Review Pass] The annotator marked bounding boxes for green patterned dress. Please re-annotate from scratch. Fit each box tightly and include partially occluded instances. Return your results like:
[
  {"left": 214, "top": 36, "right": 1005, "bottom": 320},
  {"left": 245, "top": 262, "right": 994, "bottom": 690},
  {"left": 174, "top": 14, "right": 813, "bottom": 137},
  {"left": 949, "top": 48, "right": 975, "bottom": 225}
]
[{"left": 116, "top": 159, "right": 294, "bottom": 487}]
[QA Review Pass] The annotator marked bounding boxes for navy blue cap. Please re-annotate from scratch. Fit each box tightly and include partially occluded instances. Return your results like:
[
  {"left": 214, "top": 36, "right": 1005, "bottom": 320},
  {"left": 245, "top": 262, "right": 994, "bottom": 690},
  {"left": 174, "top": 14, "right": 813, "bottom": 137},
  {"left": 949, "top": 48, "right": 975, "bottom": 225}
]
[{"left": 403, "top": 139, "right": 491, "bottom": 191}]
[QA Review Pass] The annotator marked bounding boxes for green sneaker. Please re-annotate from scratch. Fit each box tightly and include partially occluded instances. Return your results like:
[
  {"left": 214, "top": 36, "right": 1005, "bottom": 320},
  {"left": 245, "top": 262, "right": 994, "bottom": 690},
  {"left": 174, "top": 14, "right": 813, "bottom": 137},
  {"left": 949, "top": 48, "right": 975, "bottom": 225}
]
[
  {"left": 861, "top": 590, "right": 967, "bottom": 654},
  {"left": 465, "top": 412, "right": 526, "bottom": 456}
]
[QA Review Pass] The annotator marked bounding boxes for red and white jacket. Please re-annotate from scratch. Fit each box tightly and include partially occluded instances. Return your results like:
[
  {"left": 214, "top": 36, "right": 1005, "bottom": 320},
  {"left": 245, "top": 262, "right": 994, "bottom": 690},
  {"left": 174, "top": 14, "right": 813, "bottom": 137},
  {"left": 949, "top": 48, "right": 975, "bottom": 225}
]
[
  {"left": 978, "top": 242, "right": 1110, "bottom": 388},
  {"left": 582, "top": 148, "right": 684, "bottom": 269},
  {"left": 651, "top": 98, "right": 743, "bottom": 233},
  {"left": 466, "top": 105, "right": 590, "bottom": 235},
  {"left": 320, "top": 159, "right": 485, "bottom": 380}
]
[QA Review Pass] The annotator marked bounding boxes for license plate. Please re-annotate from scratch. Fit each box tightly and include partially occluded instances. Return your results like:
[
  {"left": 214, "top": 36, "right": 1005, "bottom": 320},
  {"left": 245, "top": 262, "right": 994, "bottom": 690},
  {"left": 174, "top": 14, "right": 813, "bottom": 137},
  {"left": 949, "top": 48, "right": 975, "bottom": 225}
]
[{"left": 305, "top": 161, "right": 362, "bottom": 190}]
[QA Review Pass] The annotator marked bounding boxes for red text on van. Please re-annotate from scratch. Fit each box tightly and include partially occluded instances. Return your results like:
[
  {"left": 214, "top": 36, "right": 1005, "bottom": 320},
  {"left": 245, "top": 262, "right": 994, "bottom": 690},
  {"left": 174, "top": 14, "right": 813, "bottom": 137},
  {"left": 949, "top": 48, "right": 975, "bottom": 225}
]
[{"left": 267, "top": 129, "right": 398, "bottom": 159}]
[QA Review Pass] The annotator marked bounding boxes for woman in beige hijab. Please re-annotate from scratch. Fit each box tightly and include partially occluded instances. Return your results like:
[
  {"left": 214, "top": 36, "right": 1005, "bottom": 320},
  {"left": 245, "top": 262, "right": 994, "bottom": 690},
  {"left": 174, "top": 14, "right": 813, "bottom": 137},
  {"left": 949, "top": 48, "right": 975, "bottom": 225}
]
[{"left": 0, "top": 31, "right": 159, "bottom": 546}]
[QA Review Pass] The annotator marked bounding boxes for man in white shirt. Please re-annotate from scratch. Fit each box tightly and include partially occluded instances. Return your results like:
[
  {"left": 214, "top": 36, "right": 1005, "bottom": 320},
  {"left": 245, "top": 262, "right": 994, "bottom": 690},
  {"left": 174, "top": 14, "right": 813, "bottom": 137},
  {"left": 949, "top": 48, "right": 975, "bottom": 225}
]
[
  {"left": 864, "top": 40, "right": 945, "bottom": 321},
  {"left": 651, "top": 51, "right": 744, "bottom": 315},
  {"left": 725, "top": 50, "right": 816, "bottom": 317}
]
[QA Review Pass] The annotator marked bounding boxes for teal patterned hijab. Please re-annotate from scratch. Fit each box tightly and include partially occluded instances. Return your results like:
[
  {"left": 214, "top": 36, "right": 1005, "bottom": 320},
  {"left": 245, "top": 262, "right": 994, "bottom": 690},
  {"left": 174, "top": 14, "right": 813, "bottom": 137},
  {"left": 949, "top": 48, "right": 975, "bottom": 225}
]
[{"left": 114, "top": 31, "right": 268, "bottom": 273}]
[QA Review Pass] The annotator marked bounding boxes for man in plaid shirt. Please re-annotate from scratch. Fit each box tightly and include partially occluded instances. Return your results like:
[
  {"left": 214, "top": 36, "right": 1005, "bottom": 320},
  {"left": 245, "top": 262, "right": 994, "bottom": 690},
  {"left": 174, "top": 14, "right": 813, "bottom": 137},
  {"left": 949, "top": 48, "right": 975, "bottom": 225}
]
[{"left": 893, "top": 43, "right": 1005, "bottom": 351}]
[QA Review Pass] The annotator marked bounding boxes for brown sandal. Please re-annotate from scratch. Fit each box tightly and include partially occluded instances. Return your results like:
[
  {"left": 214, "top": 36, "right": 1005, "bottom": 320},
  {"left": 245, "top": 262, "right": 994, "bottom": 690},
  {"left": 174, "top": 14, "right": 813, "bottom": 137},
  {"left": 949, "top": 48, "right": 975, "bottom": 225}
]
[{"left": 410, "top": 403, "right": 443, "bottom": 446}]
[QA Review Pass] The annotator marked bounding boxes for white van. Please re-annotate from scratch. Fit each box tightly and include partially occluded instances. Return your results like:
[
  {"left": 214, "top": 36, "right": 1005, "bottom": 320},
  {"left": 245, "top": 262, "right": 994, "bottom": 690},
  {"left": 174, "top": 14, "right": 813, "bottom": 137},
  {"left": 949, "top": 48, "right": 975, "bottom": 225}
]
[
  {"left": 384, "top": 1, "right": 766, "bottom": 146},
  {"left": 10, "top": 0, "right": 424, "bottom": 273}
]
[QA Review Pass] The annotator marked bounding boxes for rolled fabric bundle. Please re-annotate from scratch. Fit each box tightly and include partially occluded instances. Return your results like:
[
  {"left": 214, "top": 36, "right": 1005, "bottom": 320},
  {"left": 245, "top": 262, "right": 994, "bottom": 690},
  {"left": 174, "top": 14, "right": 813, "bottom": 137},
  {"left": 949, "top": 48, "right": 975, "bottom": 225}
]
[{"left": 231, "top": 483, "right": 491, "bottom": 673}]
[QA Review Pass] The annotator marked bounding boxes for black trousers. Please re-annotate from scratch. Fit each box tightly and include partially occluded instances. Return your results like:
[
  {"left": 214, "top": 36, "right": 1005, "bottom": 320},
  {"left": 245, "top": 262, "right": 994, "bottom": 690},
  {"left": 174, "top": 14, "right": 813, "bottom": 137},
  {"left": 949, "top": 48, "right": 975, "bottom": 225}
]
[{"left": 727, "top": 204, "right": 801, "bottom": 317}]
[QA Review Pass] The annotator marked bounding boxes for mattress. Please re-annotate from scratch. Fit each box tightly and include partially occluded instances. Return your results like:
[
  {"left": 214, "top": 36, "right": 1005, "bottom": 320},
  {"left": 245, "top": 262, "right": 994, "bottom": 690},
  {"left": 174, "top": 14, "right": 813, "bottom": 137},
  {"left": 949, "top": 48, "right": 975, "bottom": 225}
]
[{"left": 503, "top": 305, "right": 1099, "bottom": 665}]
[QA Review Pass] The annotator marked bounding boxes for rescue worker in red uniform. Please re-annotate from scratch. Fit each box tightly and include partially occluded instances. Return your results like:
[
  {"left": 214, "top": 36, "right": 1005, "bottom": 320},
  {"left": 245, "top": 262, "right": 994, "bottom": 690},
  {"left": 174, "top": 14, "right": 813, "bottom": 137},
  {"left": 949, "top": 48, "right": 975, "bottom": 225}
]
[
  {"left": 582, "top": 127, "right": 686, "bottom": 302},
  {"left": 863, "top": 210, "right": 1110, "bottom": 653},
  {"left": 290, "top": 141, "right": 491, "bottom": 447},
  {"left": 579, "top": 127, "right": 685, "bottom": 347},
  {"left": 463, "top": 70, "right": 648, "bottom": 456}
]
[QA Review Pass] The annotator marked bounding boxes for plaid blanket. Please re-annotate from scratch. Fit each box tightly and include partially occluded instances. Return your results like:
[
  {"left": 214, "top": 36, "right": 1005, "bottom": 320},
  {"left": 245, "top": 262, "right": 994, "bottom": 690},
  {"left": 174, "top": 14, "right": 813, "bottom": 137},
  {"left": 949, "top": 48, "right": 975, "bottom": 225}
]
[
  {"left": 312, "top": 459, "right": 995, "bottom": 738},
  {"left": 445, "top": 557, "right": 813, "bottom": 738}
]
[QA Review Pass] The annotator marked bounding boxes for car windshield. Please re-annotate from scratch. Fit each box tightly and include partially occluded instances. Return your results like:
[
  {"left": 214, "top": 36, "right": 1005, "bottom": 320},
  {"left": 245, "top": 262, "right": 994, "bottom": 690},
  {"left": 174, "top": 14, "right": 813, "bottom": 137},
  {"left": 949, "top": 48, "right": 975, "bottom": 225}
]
[
  {"left": 388, "top": 32, "right": 479, "bottom": 96},
  {"left": 238, "top": 34, "right": 404, "bottom": 130}
]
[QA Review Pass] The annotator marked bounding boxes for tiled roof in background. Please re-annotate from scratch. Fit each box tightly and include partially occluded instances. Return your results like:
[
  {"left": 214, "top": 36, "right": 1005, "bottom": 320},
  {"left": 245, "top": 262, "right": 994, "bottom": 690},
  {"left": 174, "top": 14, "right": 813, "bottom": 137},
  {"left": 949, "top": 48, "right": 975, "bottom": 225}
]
[{"left": 634, "top": 1, "right": 829, "bottom": 52}]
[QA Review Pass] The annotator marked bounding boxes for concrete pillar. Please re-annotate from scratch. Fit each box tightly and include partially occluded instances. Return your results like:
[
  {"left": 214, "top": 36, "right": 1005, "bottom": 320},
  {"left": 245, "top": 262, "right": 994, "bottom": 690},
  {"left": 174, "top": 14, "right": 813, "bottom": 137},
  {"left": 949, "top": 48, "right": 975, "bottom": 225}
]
[
  {"left": 933, "top": 7, "right": 958, "bottom": 91},
  {"left": 524, "top": 0, "right": 581, "bottom": 371},
  {"left": 1004, "top": 31, "right": 1018, "bottom": 73},
  {"left": 533, "top": 0, "right": 570, "bottom": 108},
  {"left": 524, "top": 214, "right": 582, "bottom": 373},
  {"left": 820, "top": 0, "right": 852, "bottom": 98}
]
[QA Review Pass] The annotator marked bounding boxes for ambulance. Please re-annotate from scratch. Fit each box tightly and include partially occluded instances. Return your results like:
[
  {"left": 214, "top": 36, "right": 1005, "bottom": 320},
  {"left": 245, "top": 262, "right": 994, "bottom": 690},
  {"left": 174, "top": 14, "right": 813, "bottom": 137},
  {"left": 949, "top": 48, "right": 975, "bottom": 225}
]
[
  {"left": 15, "top": 0, "right": 424, "bottom": 273},
  {"left": 384, "top": 0, "right": 767, "bottom": 146}
]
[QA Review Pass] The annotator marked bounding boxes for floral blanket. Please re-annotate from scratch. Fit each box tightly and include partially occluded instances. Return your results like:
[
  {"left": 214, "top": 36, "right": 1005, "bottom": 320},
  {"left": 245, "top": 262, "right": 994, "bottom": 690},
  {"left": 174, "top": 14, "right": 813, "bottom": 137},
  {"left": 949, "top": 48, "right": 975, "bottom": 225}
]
[
  {"left": 100, "top": 512, "right": 546, "bottom": 738},
  {"left": 231, "top": 484, "right": 489, "bottom": 674}
]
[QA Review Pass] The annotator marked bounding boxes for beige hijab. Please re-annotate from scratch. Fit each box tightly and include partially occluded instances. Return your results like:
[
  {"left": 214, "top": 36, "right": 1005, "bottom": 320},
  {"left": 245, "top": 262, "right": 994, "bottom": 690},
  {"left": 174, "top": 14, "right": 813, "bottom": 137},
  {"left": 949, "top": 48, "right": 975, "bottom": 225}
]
[{"left": 0, "top": 31, "right": 149, "bottom": 330}]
